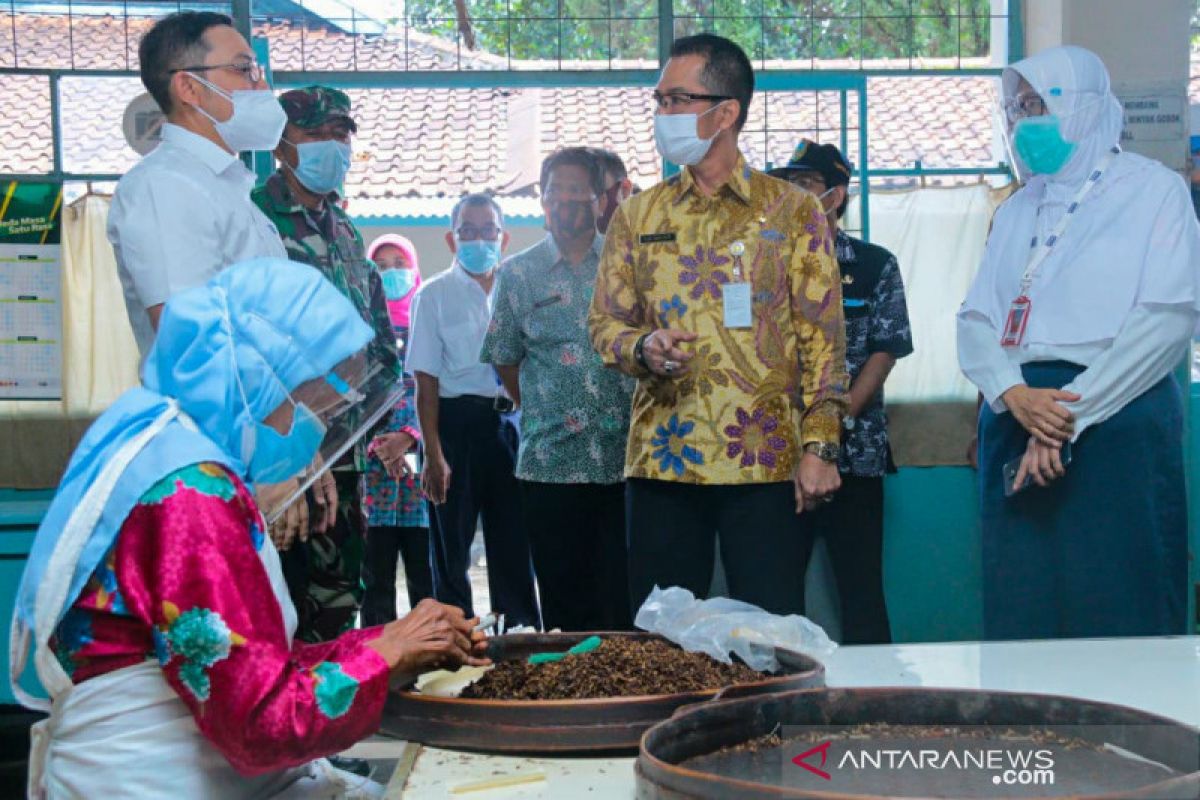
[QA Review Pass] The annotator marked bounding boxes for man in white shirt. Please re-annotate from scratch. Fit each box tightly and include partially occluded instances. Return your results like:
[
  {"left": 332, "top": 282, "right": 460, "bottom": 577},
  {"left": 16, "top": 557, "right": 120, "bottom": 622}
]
[
  {"left": 406, "top": 194, "right": 540, "bottom": 629},
  {"left": 108, "top": 10, "right": 287, "bottom": 357}
]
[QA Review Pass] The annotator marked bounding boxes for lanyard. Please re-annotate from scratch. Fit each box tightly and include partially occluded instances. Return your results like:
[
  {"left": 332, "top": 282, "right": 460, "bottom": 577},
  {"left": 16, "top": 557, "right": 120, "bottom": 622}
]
[{"left": 1017, "top": 146, "right": 1120, "bottom": 297}]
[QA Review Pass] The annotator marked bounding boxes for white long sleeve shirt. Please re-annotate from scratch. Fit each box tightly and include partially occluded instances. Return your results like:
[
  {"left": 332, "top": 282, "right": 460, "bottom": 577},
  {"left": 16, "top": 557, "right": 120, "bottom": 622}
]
[
  {"left": 957, "top": 151, "right": 1200, "bottom": 439},
  {"left": 404, "top": 263, "right": 500, "bottom": 398},
  {"left": 107, "top": 123, "right": 286, "bottom": 356}
]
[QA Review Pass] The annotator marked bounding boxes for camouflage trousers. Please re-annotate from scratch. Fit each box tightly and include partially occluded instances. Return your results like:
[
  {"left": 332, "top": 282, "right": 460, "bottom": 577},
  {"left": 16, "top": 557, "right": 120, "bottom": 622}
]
[{"left": 280, "top": 471, "right": 367, "bottom": 643}]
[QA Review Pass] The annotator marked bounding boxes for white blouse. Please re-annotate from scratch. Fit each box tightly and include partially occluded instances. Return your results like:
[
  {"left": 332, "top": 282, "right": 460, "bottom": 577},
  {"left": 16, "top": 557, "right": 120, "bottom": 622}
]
[{"left": 957, "top": 152, "right": 1200, "bottom": 438}]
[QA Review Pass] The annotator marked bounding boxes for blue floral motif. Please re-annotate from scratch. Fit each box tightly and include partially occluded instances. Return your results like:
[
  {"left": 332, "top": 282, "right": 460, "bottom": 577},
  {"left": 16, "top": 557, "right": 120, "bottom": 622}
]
[
  {"left": 57, "top": 607, "right": 94, "bottom": 652},
  {"left": 657, "top": 294, "right": 688, "bottom": 327},
  {"left": 179, "top": 660, "right": 212, "bottom": 702},
  {"left": 312, "top": 662, "right": 360, "bottom": 719},
  {"left": 248, "top": 520, "right": 265, "bottom": 551},
  {"left": 167, "top": 608, "right": 233, "bottom": 667},
  {"left": 152, "top": 627, "right": 172, "bottom": 667},
  {"left": 94, "top": 557, "right": 127, "bottom": 614},
  {"left": 760, "top": 229, "right": 786, "bottom": 243},
  {"left": 54, "top": 608, "right": 94, "bottom": 676},
  {"left": 650, "top": 414, "right": 705, "bottom": 476}
]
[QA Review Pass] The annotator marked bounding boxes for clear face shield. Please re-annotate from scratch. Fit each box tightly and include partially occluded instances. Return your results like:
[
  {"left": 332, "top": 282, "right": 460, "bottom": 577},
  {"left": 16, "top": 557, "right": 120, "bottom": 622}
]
[
  {"left": 994, "top": 84, "right": 1105, "bottom": 182},
  {"left": 251, "top": 350, "right": 404, "bottom": 525}
]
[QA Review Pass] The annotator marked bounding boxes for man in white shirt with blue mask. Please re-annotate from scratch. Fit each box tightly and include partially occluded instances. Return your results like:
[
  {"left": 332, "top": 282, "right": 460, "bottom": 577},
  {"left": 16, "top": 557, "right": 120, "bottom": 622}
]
[
  {"left": 108, "top": 10, "right": 287, "bottom": 358},
  {"left": 406, "top": 194, "right": 541, "bottom": 631}
]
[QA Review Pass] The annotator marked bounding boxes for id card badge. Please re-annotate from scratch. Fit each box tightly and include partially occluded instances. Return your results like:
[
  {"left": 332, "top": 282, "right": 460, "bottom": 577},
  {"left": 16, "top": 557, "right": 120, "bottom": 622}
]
[
  {"left": 1000, "top": 295, "right": 1031, "bottom": 347},
  {"left": 723, "top": 282, "right": 752, "bottom": 328}
]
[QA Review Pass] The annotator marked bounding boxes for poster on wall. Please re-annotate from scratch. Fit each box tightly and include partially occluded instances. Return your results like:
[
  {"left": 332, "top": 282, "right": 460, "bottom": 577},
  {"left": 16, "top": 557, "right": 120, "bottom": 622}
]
[{"left": 0, "top": 180, "right": 64, "bottom": 400}]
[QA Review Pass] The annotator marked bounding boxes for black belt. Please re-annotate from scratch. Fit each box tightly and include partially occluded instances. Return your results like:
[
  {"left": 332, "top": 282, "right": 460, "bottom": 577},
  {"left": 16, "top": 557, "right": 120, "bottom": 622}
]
[{"left": 442, "top": 394, "right": 515, "bottom": 413}]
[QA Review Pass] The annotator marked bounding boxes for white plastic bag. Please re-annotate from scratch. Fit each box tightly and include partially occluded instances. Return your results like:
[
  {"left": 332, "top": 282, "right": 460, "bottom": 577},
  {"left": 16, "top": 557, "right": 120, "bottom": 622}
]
[{"left": 634, "top": 585, "right": 837, "bottom": 672}]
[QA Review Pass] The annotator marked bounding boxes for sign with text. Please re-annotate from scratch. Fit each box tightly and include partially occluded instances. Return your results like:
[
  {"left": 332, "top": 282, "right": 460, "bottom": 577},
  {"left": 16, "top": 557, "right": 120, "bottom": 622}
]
[{"left": 0, "top": 181, "right": 64, "bottom": 400}]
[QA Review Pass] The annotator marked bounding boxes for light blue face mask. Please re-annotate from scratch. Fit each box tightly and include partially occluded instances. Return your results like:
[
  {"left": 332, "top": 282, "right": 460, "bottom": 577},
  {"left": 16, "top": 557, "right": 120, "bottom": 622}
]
[
  {"left": 1012, "top": 115, "right": 1077, "bottom": 176},
  {"left": 288, "top": 138, "right": 353, "bottom": 195},
  {"left": 247, "top": 399, "right": 327, "bottom": 484},
  {"left": 381, "top": 268, "right": 416, "bottom": 300},
  {"left": 457, "top": 240, "right": 502, "bottom": 275}
]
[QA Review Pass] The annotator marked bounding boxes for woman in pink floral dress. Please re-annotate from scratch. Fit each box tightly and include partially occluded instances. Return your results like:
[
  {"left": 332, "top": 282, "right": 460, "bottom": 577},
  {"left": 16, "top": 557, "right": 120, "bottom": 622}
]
[{"left": 10, "top": 260, "right": 487, "bottom": 798}]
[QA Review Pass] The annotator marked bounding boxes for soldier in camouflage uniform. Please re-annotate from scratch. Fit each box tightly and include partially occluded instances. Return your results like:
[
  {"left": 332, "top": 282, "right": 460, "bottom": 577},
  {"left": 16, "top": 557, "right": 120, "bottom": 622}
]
[{"left": 252, "top": 85, "right": 404, "bottom": 644}]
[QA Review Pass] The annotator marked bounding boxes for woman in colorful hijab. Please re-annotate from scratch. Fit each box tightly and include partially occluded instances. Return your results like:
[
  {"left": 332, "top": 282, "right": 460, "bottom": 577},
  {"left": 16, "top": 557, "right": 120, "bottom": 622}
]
[
  {"left": 957, "top": 46, "right": 1200, "bottom": 640},
  {"left": 361, "top": 235, "right": 431, "bottom": 625},
  {"left": 11, "top": 259, "right": 486, "bottom": 798},
  {"left": 370, "top": 234, "right": 422, "bottom": 328}
]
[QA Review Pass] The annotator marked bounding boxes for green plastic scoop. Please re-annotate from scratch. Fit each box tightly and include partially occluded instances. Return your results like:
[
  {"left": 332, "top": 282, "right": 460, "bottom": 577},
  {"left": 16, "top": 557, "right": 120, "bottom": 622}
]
[{"left": 527, "top": 635, "right": 603, "bottom": 665}]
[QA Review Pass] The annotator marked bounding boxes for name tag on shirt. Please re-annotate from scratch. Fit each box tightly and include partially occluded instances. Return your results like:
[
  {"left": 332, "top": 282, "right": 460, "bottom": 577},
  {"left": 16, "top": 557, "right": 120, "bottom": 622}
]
[
  {"left": 639, "top": 232, "right": 676, "bottom": 244},
  {"left": 723, "top": 283, "right": 752, "bottom": 328}
]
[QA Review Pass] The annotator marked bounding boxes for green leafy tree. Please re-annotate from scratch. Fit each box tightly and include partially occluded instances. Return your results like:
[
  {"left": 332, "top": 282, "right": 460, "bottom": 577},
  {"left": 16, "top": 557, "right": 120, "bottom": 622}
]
[{"left": 401, "top": 0, "right": 995, "bottom": 63}]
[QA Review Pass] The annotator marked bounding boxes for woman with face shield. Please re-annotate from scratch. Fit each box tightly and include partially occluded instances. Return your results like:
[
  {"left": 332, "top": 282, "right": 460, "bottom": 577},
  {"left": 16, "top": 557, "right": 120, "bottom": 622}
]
[
  {"left": 957, "top": 46, "right": 1200, "bottom": 641},
  {"left": 10, "top": 259, "right": 488, "bottom": 798}
]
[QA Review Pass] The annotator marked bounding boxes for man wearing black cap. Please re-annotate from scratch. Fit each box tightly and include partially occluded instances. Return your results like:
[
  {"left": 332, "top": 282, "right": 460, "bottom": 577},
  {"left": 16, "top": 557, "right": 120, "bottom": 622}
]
[
  {"left": 769, "top": 140, "right": 913, "bottom": 644},
  {"left": 252, "top": 86, "right": 405, "bottom": 648}
]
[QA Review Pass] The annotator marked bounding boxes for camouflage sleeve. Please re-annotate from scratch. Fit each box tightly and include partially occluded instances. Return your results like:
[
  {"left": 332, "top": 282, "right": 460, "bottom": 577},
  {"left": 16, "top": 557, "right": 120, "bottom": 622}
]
[{"left": 365, "top": 264, "right": 403, "bottom": 379}]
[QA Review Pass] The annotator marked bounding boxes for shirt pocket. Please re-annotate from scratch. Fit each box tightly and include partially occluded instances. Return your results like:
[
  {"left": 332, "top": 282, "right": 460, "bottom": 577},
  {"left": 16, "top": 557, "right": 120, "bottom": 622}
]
[{"left": 443, "top": 320, "right": 485, "bottom": 373}]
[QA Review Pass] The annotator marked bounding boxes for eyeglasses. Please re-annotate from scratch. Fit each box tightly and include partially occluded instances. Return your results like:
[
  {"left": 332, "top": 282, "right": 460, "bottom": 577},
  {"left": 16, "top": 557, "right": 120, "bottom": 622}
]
[
  {"left": 789, "top": 173, "right": 826, "bottom": 191},
  {"left": 652, "top": 91, "right": 733, "bottom": 112},
  {"left": 455, "top": 225, "right": 502, "bottom": 241},
  {"left": 543, "top": 185, "right": 596, "bottom": 201},
  {"left": 1003, "top": 91, "right": 1048, "bottom": 123},
  {"left": 171, "top": 60, "right": 264, "bottom": 85}
]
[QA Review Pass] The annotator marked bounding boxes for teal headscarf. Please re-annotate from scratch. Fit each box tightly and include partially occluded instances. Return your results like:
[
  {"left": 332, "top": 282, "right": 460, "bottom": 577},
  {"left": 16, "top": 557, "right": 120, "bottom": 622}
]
[{"left": 12, "top": 259, "right": 372, "bottom": 705}]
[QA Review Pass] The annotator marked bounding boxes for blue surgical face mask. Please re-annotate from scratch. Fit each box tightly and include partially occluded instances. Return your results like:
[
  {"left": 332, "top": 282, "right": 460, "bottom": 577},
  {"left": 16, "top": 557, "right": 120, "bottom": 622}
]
[
  {"left": 381, "top": 268, "right": 416, "bottom": 300},
  {"left": 247, "top": 400, "right": 327, "bottom": 484},
  {"left": 1012, "top": 115, "right": 1077, "bottom": 176},
  {"left": 456, "top": 240, "right": 502, "bottom": 275},
  {"left": 287, "top": 138, "right": 353, "bottom": 195}
]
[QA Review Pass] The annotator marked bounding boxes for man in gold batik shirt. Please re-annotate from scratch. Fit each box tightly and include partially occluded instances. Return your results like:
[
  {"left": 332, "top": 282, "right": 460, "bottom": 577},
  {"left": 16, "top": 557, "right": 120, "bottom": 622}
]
[{"left": 588, "top": 33, "right": 850, "bottom": 616}]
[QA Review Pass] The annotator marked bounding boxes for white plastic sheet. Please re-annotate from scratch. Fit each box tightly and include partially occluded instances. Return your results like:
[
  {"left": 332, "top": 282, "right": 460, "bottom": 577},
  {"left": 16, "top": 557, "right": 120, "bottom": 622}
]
[{"left": 634, "top": 586, "right": 837, "bottom": 673}]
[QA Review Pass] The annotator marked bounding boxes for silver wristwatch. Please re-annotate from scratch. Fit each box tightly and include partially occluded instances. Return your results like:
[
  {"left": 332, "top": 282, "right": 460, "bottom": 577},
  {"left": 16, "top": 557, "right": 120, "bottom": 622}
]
[{"left": 803, "top": 442, "right": 841, "bottom": 463}]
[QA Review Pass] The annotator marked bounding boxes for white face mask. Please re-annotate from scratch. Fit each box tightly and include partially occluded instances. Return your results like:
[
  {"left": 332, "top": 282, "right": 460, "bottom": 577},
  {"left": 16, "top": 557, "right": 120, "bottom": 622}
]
[
  {"left": 816, "top": 186, "right": 836, "bottom": 213},
  {"left": 188, "top": 73, "right": 287, "bottom": 153},
  {"left": 653, "top": 102, "right": 725, "bottom": 166}
]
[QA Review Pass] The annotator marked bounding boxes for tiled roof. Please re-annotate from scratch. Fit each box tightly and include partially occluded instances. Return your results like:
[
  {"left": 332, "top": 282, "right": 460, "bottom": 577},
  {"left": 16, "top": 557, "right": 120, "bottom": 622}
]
[{"left": 9, "top": 12, "right": 1193, "bottom": 216}]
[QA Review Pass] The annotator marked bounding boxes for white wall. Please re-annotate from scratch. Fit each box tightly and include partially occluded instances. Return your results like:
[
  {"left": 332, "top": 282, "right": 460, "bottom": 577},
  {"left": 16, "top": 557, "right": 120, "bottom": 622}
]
[{"left": 1020, "top": 0, "right": 1192, "bottom": 170}]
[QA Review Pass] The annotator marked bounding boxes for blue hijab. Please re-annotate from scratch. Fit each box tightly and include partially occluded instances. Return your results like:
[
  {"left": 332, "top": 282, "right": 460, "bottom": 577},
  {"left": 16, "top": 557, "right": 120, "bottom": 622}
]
[{"left": 13, "top": 259, "right": 372, "bottom": 653}]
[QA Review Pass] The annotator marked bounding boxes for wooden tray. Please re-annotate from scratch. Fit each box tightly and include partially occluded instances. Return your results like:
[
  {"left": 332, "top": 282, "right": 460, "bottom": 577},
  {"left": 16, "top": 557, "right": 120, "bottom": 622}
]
[
  {"left": 637, "top": 686, "right": 1200, "bottom": 799},
  {"left": 380, "top": 631, "right": 825, "bottom": 755}
]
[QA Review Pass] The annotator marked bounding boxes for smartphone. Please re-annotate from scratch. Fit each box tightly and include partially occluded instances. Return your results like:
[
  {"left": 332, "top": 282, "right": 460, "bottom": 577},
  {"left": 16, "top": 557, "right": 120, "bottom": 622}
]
[{"left": 1003, "top": 441, "right": 1073, "bottom": 497}]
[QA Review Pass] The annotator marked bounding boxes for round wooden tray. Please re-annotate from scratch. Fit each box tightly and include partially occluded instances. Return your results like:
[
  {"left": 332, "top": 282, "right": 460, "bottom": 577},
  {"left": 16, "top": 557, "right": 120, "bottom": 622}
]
[
  {"left": 637, "top": 686, "right": 1200, "bottom": 799},
  {"left": 380, "top": 631, "right": 826, "bottom": 755}
]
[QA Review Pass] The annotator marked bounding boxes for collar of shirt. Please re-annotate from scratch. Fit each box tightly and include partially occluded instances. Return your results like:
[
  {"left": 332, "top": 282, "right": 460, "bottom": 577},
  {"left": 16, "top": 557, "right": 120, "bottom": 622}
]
[
  {"left": 834, "top": 228, "right": 856, "bottom": 263},
  {"left": 543, "top": 232, "right": 604, "bottom": 267},
  {"left": 675, "top": 152, "right": 754, "bottom": 205},
  {"left": 450, "top": 260, "right": 496, "bottom": 299},
  {"left": 259, "top": 171, "right": 340, "bottom": 221},
  {"left": 159, "top": 122, "right": 245, "bottom": 178}
]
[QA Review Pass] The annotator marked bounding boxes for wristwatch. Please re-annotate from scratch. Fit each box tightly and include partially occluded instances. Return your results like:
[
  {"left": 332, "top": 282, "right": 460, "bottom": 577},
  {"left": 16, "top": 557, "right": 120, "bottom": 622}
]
[{"left": 803, "top": 441, "right": 841, "bottom": 463}]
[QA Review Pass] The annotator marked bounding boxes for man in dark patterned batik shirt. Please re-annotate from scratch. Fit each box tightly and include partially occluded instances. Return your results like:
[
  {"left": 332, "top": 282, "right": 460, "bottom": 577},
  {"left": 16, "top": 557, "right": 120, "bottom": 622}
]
[{"left": 769, "top": 140, "right": 914, "bottom": 644}]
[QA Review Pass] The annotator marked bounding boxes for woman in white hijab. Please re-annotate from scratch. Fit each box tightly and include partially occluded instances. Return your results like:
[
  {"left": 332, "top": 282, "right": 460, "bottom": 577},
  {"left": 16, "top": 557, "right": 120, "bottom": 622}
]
[{"left": 957, "top": 45, "right": 1200, "bottom": 640}]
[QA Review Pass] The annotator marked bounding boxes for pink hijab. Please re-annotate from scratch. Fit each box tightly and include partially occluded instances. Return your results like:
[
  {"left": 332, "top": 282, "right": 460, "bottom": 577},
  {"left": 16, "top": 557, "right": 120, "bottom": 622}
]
[{"left": 368, "top": 234, "right": 422, "bottom": 328}]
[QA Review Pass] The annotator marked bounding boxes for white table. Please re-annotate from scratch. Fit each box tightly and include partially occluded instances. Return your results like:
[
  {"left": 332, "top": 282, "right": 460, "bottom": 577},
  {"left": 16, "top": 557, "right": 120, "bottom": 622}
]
[{"left": 389, "top": 636, "right": 1200, "bottom": 798}]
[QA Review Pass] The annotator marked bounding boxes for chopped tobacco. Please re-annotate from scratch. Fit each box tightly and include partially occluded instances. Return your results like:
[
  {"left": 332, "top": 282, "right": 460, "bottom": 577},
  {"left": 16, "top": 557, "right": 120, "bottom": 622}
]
[{"left": 458, "top": 638, "right": 764, "bottom": 700}]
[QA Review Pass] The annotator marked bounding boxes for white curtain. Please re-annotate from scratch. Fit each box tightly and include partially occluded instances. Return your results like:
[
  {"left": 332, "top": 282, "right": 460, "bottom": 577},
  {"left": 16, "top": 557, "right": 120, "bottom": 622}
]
[
  {"left": 844, "top": 182, "right": 1011, "bottom": 464},
  {"left": 0, "top": 194, "right": 139, "bottom": 488}
]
